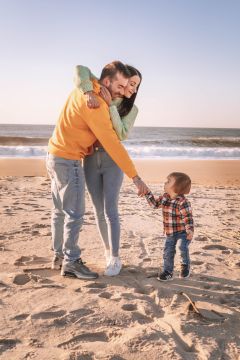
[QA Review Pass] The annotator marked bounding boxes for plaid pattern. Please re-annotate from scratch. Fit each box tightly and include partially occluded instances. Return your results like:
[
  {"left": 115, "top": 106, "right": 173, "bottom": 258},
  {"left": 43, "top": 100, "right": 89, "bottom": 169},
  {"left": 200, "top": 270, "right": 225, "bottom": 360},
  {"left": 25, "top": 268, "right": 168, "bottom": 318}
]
[{"left": 145, "top": 192, "right": 194, "bottom": 235}]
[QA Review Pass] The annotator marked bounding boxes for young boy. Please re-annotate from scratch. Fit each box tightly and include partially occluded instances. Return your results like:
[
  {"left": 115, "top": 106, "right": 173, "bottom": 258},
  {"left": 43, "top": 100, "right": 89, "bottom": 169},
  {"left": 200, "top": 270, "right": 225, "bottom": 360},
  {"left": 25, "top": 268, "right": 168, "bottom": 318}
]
[{"left": 146, "top": 172, "right": 194, "bottom": 281}]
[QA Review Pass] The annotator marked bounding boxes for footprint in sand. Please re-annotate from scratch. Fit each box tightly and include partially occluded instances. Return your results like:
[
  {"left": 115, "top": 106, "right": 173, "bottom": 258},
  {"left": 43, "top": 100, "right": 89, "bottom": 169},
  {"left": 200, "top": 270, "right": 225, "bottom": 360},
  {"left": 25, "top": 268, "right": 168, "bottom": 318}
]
[
  {"left": 30, "top": 309, "right": 66, "bottom": 320},
  {"left": 12, "top": 273, "right": 31, "bottom": 285},
  {"left": 0, "top": 339, "right": 21, "bottom": 355},
  {"left": 14, "top": 255, "right": 49, "bottom": 266},
  {"left": 11, "top": 313, "right": 29, "bottom": 321},
  {"left": 121, "top": 304, "right": 137, "bottom": 311},
  {"left": 57, "top": 332, "right": 108, "bottom": 349},
  {"left": 202, "top": 245, "right": 228, "bottom": 251},
  {"left": 98, "top": 291, "right": 112, "bottom": 299}
]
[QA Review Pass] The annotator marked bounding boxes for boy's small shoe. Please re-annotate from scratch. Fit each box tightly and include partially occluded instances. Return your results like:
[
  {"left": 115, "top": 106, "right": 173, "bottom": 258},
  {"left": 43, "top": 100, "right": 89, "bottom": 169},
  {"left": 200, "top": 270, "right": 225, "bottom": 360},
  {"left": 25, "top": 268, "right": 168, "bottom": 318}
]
[
  {"left": 179, "top": 264, "right": 190, "bottom": 278},
  {"left": 51, "top": 255, "right": 63, "bottom": 270},
  {"left": 104, "top": 256, "right": 122, "bottom": 276},
  {"left": 157, "top": 270, "right": 173, "bottom": 281}
]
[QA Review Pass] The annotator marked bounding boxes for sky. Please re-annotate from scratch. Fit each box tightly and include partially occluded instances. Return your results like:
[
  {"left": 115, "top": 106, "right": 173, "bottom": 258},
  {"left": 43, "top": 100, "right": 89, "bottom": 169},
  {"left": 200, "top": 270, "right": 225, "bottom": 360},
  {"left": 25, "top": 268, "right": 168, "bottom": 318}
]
[{"left": 0, "top": 0, "right": 239, "bottom": 128}]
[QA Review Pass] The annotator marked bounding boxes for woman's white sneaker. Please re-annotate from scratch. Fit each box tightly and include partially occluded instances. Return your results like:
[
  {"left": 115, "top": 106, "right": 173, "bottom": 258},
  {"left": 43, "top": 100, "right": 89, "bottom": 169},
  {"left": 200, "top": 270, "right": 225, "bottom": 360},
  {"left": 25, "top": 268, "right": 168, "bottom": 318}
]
[{"left": 104, "top": 256, "right": 122, "bottom": 276}]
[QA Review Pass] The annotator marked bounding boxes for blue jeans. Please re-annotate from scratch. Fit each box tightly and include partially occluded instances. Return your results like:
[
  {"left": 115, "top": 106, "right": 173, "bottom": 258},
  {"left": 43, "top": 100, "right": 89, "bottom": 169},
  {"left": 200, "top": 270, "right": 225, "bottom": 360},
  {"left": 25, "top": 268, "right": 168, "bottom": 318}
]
[
  {"left": 163, "top": 231, "right": 190, "bottom": 274},
  {"left": 84, "top": 148, "right": 124, "bottom": 257},
  {"left": 46, "top": 154, "right": 85, "bottom": 262}
]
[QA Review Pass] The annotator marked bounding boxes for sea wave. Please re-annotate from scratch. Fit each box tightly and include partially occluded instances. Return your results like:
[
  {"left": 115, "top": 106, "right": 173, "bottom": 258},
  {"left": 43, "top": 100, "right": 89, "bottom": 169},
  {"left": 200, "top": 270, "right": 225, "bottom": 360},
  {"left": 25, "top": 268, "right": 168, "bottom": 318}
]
[
  {"left": 0, "top": 136, "right": 48, "bottom": 146},
  {"left": 0, "top": 145, "right": 240, "bottom": 159}
]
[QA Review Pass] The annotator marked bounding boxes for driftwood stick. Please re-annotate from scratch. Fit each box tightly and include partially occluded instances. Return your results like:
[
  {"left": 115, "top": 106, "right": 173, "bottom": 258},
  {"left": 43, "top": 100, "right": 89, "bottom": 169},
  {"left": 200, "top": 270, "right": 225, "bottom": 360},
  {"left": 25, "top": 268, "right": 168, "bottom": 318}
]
[{"left": 179, "top": 291, "right": 202, "bottom": 315}]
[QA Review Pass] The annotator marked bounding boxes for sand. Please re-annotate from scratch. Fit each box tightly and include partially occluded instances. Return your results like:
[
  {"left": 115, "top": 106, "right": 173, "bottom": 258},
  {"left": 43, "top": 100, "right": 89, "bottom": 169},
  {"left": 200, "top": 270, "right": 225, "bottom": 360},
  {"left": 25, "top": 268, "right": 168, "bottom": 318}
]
[{"left": 0, "top": 160, "right": 239, "bottom": 359}]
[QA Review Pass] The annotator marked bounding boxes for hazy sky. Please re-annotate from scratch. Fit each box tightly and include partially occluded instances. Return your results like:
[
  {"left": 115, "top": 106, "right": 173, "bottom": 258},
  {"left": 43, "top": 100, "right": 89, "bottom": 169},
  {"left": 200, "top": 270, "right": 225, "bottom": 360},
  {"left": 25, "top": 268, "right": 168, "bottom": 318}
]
[{"left": 0, "top": 0, "right": 239, "bottom": 127}]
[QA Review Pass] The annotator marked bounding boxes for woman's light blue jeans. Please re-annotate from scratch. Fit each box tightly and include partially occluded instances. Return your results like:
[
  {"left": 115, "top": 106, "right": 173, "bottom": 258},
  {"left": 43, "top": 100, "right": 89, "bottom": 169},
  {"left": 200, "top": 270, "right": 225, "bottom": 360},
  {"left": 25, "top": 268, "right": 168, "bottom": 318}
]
[
  {"left": 46, "top": 154, "right": 85, "bottom": 262},
  {"left": 163, "top": 231, "right": 190, "bottom": 274},
  {"left": 84, "top": 148, "right": 124, "bottom": 257}
]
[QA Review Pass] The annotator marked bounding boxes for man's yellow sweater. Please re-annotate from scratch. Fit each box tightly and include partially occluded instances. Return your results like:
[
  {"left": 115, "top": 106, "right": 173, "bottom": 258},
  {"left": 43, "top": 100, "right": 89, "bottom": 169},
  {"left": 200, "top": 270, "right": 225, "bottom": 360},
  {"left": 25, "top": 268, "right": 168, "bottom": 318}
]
[{"left": 48, "top": 81, "right": 137, "bottom": 178}]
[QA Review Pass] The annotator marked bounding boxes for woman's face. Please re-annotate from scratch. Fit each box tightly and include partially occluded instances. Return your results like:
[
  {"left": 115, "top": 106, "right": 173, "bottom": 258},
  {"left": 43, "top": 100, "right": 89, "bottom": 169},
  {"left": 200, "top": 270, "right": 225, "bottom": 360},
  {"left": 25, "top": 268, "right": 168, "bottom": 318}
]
[{"left": 124, "top": 75, "right": 141, "bottom": 98}]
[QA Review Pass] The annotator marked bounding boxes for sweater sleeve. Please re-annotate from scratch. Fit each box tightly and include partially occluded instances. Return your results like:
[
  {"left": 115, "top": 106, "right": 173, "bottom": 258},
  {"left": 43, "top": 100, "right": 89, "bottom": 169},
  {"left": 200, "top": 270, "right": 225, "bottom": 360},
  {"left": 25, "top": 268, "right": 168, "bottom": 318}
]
[
  {"left": 80, "top": 96, "right": 138, "bottom": 179},
  {"left": 179, "top": 200, "right": 194, "bottom": 233},
  {"left": 74, "top": 65, "right": 99, "bottom": 93},
  {"left": 109, "top": 104, "right": 138, "bottom": 140}
]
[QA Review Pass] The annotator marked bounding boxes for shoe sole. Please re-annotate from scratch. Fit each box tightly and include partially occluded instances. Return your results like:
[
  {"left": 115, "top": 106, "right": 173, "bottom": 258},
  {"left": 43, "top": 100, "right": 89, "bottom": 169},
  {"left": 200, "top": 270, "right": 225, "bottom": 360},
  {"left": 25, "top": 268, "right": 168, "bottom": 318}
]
[
  {"left": 157, "top": 277, "right": 173, "bottom": 282},
  {"left": 61, "top": 270, "right": 98, "bottom": 280}
]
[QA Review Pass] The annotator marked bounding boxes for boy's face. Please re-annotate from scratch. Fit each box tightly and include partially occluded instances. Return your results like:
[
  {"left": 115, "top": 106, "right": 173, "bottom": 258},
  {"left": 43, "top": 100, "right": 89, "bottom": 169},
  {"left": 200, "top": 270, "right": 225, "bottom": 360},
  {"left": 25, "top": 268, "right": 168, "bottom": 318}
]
[{"left": 164, "top": 176, "right": 176, "bottom": 195}]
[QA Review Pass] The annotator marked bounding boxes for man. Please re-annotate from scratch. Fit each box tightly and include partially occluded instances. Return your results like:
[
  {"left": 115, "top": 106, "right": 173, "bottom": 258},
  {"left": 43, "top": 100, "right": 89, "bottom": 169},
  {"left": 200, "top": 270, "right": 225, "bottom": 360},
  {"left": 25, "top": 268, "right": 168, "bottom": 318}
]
[{"left": 47, "top": 61, "right": 148, "bottom": 280}]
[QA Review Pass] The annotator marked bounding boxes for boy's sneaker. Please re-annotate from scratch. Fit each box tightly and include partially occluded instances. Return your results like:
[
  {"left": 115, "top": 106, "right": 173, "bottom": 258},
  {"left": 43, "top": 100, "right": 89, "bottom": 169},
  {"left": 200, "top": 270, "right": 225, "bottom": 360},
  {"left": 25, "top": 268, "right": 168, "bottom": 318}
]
[
  {"left": 157, "top": 270, "right": 173, "bottom": 281},
  {"left": 180, "top": 264, "right": 190, "bottom": 278},
  {"left": 104, "top": 256, "right": 122, "bottom": 276},
  {"left": 51, "top": 255, "right": 63, "bottom": 270},
  {"left": 61, "top": 258, "right": 98, "bottom": 280}
]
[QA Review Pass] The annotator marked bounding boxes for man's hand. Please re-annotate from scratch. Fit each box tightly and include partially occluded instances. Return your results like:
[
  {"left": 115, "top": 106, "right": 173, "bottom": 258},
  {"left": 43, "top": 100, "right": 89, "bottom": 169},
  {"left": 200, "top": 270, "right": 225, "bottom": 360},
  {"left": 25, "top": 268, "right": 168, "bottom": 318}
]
[
  {"left": 132, "top": 176, "right": 149, "bottom": 196},
  {"left": 85, "top": 91, "right": 100, "bottom": 109},
  {"left": 99, "top": 85, "right": 112, "bottom": 106},
  {"left": 186, "top": 230, "right": 193, "bottom": 241}
]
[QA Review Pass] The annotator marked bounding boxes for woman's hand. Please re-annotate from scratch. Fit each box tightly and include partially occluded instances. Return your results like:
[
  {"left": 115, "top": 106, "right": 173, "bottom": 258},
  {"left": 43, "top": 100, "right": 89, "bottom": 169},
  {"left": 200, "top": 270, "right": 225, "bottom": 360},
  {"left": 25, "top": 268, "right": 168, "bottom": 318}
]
[
  {"left": 99, "top": 86, "right": 112, "bottom": 106},
  {"left": 85, "top": 91, "right": 100, "bottom": 108}
]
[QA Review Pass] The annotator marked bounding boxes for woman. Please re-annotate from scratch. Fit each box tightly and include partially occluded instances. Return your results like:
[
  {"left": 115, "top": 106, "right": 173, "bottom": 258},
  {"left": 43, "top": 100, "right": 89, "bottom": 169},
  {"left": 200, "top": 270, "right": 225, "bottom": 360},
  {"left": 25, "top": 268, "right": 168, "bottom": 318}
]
[{"left": 75, "top": 64, "right": 142, "bottom": 276}]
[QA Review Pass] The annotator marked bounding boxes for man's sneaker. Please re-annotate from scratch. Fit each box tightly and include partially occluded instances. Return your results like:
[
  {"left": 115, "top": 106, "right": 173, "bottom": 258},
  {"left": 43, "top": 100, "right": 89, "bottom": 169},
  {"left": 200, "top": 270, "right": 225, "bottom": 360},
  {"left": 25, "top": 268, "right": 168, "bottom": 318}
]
[
  {"left": 157, "top": 270, "right": 173, "bottom": 281},
  {"left": 61, "top": 258, "right": 98, "bottom": 280},
  {"left": 180, "top": 264, "right": 190, "bottom": 278},
  {"left": 51, "top": 255, "right": 63, "bottom": 270},
  {"left": 104, "top": 256, "right": 122, "bottom": 276}
]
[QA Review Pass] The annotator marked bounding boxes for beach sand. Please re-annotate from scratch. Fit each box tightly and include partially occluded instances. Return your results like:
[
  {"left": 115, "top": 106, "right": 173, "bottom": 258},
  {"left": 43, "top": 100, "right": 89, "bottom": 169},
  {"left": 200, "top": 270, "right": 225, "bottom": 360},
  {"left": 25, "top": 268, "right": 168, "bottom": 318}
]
[{"left": 0, "top": 160, "right": 239, "bottom": 359}]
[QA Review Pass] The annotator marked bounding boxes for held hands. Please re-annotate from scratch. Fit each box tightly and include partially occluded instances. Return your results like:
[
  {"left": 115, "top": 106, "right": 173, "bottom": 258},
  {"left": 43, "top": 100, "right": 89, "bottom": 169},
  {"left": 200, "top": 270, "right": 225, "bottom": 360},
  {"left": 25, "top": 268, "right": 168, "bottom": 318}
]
[
  {"left": 99, "top": 86, "right": 112, "bottom": 106},
  {"left": 132, "top": 176, "right": 149, "bottom": 196},
  {"left": 85, "top": 91, "right": 100, "bottom": 109}
]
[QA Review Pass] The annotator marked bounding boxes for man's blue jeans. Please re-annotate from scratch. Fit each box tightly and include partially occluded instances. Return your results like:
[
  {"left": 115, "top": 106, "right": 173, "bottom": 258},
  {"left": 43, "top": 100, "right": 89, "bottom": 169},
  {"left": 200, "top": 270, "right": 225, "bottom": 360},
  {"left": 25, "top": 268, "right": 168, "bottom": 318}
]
[
  {"left": 46, "top": 154, "right": 85, "bottom": 262},
  {"left": 163, "top": 231, "right": 190, "bottom": 274}
]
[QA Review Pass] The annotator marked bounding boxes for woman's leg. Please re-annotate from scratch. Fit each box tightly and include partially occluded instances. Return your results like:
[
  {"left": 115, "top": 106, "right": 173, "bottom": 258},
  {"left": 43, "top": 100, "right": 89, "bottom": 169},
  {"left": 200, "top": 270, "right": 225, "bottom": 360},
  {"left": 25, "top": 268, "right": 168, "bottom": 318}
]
[
  {"left": 83, "top": 153, "right": 110, "bottom": 252},
  {"left": 102, "top": 158, "right": 124, "bottom": 257}
]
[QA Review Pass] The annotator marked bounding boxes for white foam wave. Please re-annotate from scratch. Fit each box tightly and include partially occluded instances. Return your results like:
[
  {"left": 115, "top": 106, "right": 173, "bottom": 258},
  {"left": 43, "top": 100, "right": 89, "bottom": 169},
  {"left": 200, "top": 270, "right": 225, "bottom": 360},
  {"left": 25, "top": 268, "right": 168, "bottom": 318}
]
[{"left": 0, "top": 145, "right": 240, "bottom": 159}]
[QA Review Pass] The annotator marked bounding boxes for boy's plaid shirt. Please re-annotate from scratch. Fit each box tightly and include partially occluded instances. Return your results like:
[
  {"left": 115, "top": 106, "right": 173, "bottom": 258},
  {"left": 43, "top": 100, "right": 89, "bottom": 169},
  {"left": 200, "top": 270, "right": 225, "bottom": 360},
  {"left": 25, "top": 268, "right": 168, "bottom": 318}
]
[{"left": 146, "top": 192, "right": 194, "bottom": 236}]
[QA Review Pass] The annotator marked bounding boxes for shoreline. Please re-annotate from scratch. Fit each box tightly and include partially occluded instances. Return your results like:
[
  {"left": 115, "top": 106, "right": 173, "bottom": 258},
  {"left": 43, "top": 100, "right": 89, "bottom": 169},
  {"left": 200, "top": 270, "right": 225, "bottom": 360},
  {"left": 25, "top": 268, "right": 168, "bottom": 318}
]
[{"left": 0, "top": 157, "right": 240, "bottom": 185}]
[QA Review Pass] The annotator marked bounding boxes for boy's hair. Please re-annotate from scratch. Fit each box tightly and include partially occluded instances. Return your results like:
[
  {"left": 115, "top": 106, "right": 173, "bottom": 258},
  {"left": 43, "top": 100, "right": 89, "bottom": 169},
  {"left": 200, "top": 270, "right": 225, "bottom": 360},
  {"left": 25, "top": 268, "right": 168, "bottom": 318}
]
[
  {"left": 100, "top": 61, "right": 130, "bottom": 81},
  {"left": 169, "top": 172, "right": 191, "bottom": 194}
]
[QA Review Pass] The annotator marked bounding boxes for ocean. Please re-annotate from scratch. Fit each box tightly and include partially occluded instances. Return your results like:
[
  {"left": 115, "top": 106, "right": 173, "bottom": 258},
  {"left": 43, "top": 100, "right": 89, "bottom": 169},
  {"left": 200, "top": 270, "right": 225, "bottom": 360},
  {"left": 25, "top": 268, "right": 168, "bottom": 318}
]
[{"left": 0, "top": 124, "right": 240, "bottom": 159}]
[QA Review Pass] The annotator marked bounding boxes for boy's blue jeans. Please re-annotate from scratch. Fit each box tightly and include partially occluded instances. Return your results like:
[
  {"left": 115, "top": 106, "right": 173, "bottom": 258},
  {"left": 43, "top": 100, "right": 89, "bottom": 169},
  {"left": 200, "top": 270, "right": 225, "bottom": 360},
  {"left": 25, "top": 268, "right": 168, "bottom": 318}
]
[
  {"left": 46, "top": 154, "right": 85, "bottom": 262},
  {"left": 163, "top": 231, "right": 190, "bottom": 274}
]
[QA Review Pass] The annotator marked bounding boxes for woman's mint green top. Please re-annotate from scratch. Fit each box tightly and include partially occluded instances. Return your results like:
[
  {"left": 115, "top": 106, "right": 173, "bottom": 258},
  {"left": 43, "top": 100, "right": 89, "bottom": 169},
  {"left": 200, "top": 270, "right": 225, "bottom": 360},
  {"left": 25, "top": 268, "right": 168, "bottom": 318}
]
[{"left": 74, "top": 65, "right": 138, "bottom": 141}]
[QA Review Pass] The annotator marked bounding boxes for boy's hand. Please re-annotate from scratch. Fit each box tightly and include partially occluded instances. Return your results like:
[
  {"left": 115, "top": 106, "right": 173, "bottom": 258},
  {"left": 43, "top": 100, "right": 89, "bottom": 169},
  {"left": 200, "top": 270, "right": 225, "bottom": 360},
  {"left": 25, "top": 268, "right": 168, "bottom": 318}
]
[
  {"left": 85, "top": 91, "right": 100, "bottom": 108},
  {"left": 132, "top": 176, "right": 149, "bottom": 196},
  {"left": 186, "top": 230, "right": 193, "bottom": 241},
  {"left": 99, "top": 86, "right": 112, "bottom": 106}
]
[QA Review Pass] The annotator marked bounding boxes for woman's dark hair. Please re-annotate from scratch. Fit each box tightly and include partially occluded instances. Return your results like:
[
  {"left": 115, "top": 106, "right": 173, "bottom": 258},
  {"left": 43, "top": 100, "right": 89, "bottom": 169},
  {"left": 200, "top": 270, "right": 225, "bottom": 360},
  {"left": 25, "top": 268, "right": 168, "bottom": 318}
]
[{"left": 117, "top": 65, "right": 142, "bottom": 117}]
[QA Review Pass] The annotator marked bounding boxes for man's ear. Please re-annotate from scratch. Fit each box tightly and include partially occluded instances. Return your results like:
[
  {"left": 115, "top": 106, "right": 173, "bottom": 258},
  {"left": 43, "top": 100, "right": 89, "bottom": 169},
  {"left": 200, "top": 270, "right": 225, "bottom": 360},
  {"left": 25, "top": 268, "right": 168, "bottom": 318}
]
[{"left": 101, "top": 77, "right": 110, "bottom": 87}]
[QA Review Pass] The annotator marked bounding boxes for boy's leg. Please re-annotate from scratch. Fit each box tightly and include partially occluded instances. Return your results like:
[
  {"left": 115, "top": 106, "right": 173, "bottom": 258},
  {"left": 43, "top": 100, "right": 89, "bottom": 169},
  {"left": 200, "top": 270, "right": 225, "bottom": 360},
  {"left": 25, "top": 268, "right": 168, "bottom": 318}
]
[
  {"left": 178, "top": 233, "right": 190, "bottom": 267},
  {"left": 163, "top": 235, "right": 177, "bottom": 274},
  {"left": 178, "top": 233, "right": 191, "bottom": 277}
]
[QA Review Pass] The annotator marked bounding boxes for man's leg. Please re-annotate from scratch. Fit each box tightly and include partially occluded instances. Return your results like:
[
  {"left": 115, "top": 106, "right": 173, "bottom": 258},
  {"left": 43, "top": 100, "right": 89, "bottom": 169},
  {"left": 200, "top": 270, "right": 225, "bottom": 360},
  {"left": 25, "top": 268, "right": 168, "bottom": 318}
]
[
  {"left": 47, "top": 155, "right": 98, "bottom": 279},
  {"left": 46, "top": 155, "right": 64, "bottom": 268}
]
